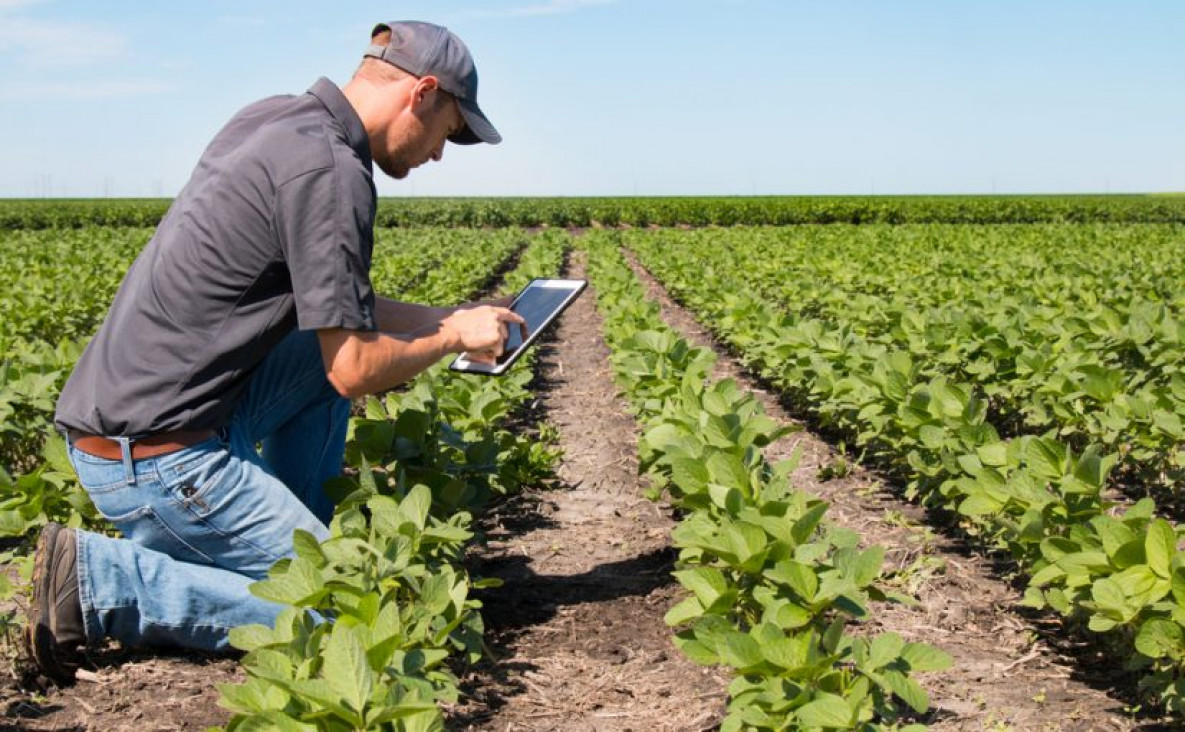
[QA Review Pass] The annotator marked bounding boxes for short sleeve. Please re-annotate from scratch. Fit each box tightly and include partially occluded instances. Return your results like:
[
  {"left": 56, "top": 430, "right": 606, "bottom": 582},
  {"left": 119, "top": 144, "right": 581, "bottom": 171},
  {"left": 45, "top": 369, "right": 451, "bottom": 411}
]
[{"left": 274, "top": 163, "right": 377, "bottom": 332}]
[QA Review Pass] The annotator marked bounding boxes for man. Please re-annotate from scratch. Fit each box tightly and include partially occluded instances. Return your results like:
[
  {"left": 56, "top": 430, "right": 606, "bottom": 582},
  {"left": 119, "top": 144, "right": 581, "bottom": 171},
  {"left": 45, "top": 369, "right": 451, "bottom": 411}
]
[{"left": 26, "top": 20, "right": 523, "bottom": 684}]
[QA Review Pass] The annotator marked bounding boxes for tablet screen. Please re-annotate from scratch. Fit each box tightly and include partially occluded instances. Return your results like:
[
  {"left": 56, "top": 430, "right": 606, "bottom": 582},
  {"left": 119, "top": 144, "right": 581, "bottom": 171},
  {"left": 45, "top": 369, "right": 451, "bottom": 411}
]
[
  {"left": 497, "top": 284, "right": 574, "bottom": 364},
  {"left": 450, "top": 279, "right": 587, "bottom": 375}
]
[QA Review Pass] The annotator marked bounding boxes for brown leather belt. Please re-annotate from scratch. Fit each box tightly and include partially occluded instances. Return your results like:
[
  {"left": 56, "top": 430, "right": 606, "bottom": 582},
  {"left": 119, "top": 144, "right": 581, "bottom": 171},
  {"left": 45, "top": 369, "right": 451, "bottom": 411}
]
[{"left": 69, "top": 430, "right": 217, "bottom": 461}]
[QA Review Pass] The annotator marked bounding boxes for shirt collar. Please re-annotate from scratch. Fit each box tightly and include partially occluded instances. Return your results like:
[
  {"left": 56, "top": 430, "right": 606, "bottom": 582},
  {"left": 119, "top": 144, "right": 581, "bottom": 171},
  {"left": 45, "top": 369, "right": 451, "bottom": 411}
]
[{"left": 308, "top": 77, "right": 371, "bottom": 170}]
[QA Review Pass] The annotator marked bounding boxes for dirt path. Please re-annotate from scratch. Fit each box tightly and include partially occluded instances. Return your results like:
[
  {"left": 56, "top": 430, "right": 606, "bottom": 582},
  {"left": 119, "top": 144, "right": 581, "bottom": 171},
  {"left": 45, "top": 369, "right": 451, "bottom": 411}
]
[
  {"left": 0, "top": 646, "right": 238, "bottom": 731},
  {"left": 623, "top": 250, "right": 1172, "bottom": 731},
  {"left": 451, "top": 253, "right": 729, "bottom": 731}
]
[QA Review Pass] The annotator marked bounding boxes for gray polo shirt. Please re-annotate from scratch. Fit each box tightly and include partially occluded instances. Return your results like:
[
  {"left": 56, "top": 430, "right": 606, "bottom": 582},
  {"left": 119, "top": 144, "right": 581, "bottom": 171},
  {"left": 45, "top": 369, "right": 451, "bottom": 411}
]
[{"left": 55, "top": 78, "right": 377, "bottom": 437}]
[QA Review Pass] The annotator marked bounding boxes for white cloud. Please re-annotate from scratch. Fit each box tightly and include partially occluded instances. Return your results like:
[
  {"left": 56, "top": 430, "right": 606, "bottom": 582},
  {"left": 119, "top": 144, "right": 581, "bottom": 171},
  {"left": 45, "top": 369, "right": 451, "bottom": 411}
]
[
  {"left": 456, "top": 0, "right": 619, "bottom": 21},
  {"left": 0, "top": 16, "right": 126, "bottom": 67},
  {"left": 0, "top": 79, "right": 173, "bottom": 101},
  {"left": 0, "top": 0, "right": 48, "bottom": 11}
]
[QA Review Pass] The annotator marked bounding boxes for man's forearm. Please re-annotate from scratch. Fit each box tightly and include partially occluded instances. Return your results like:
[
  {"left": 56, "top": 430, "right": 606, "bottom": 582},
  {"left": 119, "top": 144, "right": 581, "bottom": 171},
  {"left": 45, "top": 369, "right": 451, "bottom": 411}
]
[
  {"left": 319, "top": 302, "right": 525, "bottom": 398},
  {"left": 374, "top": 296, "right": 454, "bottom": 334},
  {"left": 319, "top": 326, "right": 459, "bottom": 398}
]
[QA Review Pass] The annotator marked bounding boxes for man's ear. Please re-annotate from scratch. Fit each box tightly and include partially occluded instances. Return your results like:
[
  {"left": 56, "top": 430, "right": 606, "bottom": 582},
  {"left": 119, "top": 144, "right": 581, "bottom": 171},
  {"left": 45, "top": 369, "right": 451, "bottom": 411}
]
[{"left": 411, "top": 76, "right": 440, "bottom": 105}]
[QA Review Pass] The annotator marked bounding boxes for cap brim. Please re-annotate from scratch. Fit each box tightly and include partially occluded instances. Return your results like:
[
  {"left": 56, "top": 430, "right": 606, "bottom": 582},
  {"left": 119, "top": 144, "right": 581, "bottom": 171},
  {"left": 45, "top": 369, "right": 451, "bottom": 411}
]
[{"left": 449, "top": 96, "right": 501, "bottom": 145}]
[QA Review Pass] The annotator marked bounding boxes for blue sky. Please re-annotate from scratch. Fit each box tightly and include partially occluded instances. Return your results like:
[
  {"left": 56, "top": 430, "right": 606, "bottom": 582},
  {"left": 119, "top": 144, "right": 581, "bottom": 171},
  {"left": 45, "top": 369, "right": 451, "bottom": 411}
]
[{"left": 0, "top": 0, "right": 1181, "bottom": 197}]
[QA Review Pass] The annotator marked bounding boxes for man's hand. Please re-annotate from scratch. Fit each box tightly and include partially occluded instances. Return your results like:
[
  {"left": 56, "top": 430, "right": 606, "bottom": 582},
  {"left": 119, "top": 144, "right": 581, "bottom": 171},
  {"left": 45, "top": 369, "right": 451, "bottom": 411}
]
[{"left": 440, "top": 305, "right": 527, "bottom": 364}]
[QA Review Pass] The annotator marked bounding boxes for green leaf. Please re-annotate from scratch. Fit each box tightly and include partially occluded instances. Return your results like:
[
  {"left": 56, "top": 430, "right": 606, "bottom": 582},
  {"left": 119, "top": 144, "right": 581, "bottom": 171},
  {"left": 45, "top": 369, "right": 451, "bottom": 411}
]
[
  {"left": 1026, "top": 438, "right": 1066, "bottom": 479},
  {"left": 664, "top": 596, "right": 704, "bottom": 626},
  {"left": 286, "top": 678, "right": 360, "bottom": 724},
  {"left": 796, "top": 693, "right": 854, "bottom": 728},
  {"left": 790, "top": 501, "right": 829, "bottom": 545},
  {"left": 959, "top": 493, "right": 1003, "bottom": 516},
  {"left": 399, "top": 484, "right": 432, "bottom": 531},
  {"left": 249, "top": 558, "right": 327, "bottom": 607},
  {"left": 41, "top": 432, "right": 73, "bottom": 474},
  {"left": 719, "top": 631, "right": 765, "bottom": 672},
  {"left": 844, "top": 545, "right": 885, "bottom": 587},
  {"left": 230, "top": 711, "right": 319, "bottom": 732},
  {"left": 290, "top": 530, "right": 326, "bottom": 568},
  {"left": 674, "top": 637, "right": 721, "bottom": 666},
  {"left": 670, "top": 457, "right": 711, "bottom": 494},
  {"left": 228, "top": 624, "right": 278, "bottom": 653},
  {"left": 216, "top": 679, "right": 289, "bottom": 715},
  {"left": 1172, "top": 567, "right": 1185, "bottom": 606},
  {"left": 674, "top": 567, "right": 730, "bottom": 609},
  {"left": 323, "top": 623, "right": 373, "bottom": 717},
  {"left": 918, "top": 425, "right": 947, "bottom": 449},
  {"left": 1134, "top": 618, "right": 1185, "bottom": 660},
  {"left": 1145, "top": 519, "right": 1175, "bottom": 580},
  {"left": 867, "top": 632, "right": 905, "bottom": 670},
  {"left": 976, "top": 442, "right": 1008, "bottom": 467},
  {"left": 765, "top": 560, "right": 818, "bottom": 601},
  {"left": 705, "top": 452, "right": 751, "bottom": 494},
  {"left": 883, "top": 669, "right": 931, "bottom": 713},
  {"left": 1091, "top": 576, "right": 1127, "bottom": 610},
  {"left": 707, "top": 483, "right": 744, "bottom": 515},
  {"left": 900, "top": 642, "right": 953, "bottom": 672}
]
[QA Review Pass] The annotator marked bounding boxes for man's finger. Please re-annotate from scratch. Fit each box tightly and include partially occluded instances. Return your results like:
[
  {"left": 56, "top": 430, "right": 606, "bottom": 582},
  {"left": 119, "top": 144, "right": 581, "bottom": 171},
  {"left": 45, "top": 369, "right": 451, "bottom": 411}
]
[{"left": 497, "top": 308, "right": 526, "bottom": 325}]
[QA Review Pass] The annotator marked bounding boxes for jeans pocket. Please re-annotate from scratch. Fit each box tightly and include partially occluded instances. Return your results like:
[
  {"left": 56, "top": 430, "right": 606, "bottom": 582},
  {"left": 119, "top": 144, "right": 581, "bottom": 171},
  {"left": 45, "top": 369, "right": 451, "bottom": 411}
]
[
  {"left": 69, "top": 447, "right": 133, "bottom": 495},
  {"left": 88, "top": 499, "right": 216, "bottom": 566},
  {"left": 167, "top": 445, "right": 235, "bottom": 519}
]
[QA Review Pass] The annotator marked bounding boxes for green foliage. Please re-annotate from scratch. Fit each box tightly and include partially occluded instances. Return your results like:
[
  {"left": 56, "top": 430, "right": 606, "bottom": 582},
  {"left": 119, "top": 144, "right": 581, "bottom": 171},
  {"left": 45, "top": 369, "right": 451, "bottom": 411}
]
[
  {"left": 4, "top": 195, "right": 1185, "bottom": 230},
  {"left": 220, "top": 489, "right": 477, "bottom": 732},
  {"left": 0, "top": 433, "right": 101, "bottom": 537},
  {"left": 625, "top": 225, "right": 1185, "bottom": 714},
  {"left": 626, "top": 224, "right": 1185, "bottom": 494}
]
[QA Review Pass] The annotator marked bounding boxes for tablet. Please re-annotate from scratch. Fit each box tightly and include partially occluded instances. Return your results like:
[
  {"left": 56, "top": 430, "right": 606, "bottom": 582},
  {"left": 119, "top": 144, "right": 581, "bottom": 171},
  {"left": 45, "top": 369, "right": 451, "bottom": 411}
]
[{"left": 449, "top": 278, "right": 587, "bottom": 375}]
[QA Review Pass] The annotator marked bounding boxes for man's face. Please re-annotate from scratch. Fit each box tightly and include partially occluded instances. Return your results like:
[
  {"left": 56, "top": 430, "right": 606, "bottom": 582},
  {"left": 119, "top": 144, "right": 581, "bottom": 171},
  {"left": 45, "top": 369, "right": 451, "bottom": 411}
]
[{"left": 375, "top": 86, "right": 465, "bottom": 180}]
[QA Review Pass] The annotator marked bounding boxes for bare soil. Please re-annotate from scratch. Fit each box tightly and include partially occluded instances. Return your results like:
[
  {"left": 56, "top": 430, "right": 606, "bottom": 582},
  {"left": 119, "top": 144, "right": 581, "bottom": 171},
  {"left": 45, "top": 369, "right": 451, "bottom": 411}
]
[
  {"left": 0, "top": 646, "right": 239, "bottom": 731},
  {"left": 623, "top": 250, "right": 1174, "bottom": 731}
]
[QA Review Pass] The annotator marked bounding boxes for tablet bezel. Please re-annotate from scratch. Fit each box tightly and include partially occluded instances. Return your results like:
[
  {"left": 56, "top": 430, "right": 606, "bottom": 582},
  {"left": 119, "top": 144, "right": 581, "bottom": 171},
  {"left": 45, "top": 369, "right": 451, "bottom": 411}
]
[{"left": 448, "top": 278, "right": 587, "bottom": 376}]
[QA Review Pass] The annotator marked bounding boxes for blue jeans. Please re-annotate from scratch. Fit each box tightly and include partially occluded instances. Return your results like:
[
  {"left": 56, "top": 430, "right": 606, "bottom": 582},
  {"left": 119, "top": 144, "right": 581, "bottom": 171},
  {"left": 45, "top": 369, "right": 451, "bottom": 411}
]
[{"left": 68, "top": 329, "right": 349, "bottom": 651}]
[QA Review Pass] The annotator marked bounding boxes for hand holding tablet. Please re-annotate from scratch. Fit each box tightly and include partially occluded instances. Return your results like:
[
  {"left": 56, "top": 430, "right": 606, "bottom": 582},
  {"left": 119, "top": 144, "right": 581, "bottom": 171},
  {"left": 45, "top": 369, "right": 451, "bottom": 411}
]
[{"left": 450, "top": 278, "right": 587, "bottom": 375}]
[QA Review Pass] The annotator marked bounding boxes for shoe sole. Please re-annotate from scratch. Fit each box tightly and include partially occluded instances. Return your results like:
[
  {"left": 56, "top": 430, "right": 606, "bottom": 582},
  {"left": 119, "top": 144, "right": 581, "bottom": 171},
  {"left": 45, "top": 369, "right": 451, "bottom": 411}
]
[{"left": 25, "top": 523, "right": 77, "bottom": 685}]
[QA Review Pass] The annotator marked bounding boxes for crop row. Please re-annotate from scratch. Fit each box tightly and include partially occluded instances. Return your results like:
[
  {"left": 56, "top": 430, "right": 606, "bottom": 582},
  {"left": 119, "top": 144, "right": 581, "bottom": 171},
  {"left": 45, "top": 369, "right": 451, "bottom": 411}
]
[
  {"left": 217, "top": 232, "right": 568, "bottom": 730},
  {"left": 625, "top": 230, "right": 1185, "bottom": 714},
  {"left": 4, "top": 195, "right": 1185, "bottom": 230},
  {"left": 621, "top": 225, "right": 1185, "bottom": 500},
  {"left": 583, "top": 233, "right": 950, "bottom": 731}
]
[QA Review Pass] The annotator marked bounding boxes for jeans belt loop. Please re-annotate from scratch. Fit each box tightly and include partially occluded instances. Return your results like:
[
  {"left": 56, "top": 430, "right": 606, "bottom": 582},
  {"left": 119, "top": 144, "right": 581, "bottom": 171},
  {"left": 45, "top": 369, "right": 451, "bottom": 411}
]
[{"left": 118, "top": 436, "right": 137, "bottom": 486}]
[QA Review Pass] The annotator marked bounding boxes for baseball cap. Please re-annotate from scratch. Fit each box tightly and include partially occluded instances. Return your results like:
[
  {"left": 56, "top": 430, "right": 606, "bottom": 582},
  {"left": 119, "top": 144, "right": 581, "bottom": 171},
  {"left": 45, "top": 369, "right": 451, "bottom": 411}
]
[{"left": 364, "top": 21, "right": 501, "bottom": 145}]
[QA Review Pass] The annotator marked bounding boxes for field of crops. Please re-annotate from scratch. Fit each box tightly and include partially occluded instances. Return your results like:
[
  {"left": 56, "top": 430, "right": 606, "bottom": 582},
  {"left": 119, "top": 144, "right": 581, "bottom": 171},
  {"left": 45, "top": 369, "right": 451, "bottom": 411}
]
[{"left": 1, "top": 196, "right": 1183, "bottom": 730}]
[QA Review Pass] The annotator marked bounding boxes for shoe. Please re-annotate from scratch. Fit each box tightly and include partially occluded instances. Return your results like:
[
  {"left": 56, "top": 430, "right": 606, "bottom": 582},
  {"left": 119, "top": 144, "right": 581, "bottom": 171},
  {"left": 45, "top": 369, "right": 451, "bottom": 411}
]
[{"left": 25, "top": 522, "right": 86, "bottom": 684}]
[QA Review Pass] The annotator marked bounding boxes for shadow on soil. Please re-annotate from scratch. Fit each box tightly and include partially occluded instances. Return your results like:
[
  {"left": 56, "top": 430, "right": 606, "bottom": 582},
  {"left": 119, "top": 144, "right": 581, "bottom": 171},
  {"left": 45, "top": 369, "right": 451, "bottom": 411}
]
[
  {"left": 451, "top": 546, "right": 678, "bottom": 730},
  {"left": 476, "top": 546, "right": 677, "bottom": 637}
]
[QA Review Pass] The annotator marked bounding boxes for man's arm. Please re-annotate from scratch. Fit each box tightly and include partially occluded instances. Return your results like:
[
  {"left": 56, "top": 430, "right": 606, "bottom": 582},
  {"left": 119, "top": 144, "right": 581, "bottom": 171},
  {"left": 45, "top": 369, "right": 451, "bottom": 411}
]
[
  {"left": 318, "top": 304, "right": 525, "bottom": 398},
  {"left": 373, "top": 295, "right": 513, "bottom": 334},
  {"left": 373, "top": 296, "right": 451, "bottom": 334}
]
